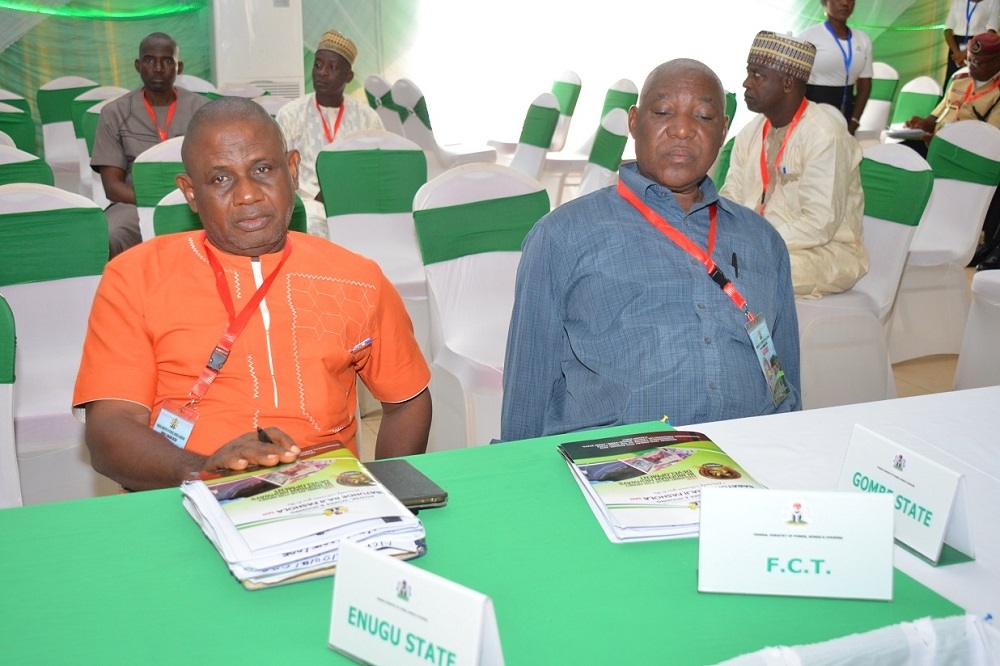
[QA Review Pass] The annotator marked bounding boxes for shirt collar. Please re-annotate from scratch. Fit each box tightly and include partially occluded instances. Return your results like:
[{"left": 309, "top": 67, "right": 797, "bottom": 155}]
[{"left": 619, "top": 161, "right": 728, "bottom": 217}]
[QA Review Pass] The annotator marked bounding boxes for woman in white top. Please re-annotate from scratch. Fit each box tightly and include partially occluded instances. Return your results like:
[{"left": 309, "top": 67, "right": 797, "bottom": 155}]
[{"left": 799, "top": 0, "right": 873, "bottom": 135}]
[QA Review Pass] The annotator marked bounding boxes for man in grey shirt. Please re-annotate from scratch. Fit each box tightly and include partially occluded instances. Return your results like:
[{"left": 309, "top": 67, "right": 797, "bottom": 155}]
[{"left": 91, "top": 32, "right": 208, "bottom": 257}]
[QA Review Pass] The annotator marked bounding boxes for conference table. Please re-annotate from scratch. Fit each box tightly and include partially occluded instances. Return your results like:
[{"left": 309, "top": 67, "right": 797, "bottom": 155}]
[{"left": 2, "top": 387, "right": 996, "bottom": 664}]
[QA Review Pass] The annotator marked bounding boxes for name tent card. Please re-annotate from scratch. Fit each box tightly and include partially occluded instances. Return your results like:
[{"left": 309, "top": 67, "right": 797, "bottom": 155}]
[
  {"left": 329, "top": 539, "right": 504, "bottom": 666},
  {"left": 836, "top": 424, "right": 972, "bottom": 565},
  {"left": 698, "top": 486, "right": 894, "bottom": 601}
]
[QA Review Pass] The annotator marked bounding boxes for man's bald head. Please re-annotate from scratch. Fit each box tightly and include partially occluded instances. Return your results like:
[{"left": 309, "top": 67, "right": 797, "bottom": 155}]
[
  {"left": 639, "top": 59, "right": 727, "bottom": 119},
  {"left": 181, "top": 96, "right": 287, "bottom": 171}
]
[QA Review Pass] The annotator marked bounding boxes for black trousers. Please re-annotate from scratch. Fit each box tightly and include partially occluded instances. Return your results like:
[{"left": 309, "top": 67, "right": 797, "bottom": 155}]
[{"left": 805, "top": 83, "right": 855, "bottom": 122}]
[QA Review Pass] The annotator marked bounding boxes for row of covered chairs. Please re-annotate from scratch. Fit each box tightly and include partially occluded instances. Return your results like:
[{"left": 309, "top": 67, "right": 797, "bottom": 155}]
[{"left": 798, "top": 120, "right": 1000, "bottom": 408}]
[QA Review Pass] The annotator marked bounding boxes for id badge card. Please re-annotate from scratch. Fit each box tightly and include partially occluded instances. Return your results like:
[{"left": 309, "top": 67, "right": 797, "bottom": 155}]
[
  {"left": 746, "top": 314, "right": 791, "bottom": 407},
  {"left": 152, "top": 399, "right": 199, "bottom": 449}
]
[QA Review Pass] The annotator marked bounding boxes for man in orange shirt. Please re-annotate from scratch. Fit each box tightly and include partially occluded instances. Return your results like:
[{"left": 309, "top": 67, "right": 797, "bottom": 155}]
[{"left": 74, "top": 97, "right": 431, "bottom": 491}]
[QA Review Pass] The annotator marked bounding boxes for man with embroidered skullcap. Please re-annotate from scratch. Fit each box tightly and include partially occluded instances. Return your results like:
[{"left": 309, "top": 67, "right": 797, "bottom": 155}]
[
  {"left": 722, "top": 30, "right": 867, "bottom": 298},
  {"left": 277, "top": 29, "right": 382, "bottom": 237},
  {"left": 910, "top": 32, "right": 1000, "bottom": 270}
]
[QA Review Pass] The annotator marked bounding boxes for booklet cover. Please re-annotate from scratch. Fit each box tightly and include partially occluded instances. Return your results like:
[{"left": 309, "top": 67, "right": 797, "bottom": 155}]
[
  {"left": 558, "top": 431, "right": 762, "bottom": 543},
  {"left": 181, "top": 444, "right": 426, "bottom": 588}
]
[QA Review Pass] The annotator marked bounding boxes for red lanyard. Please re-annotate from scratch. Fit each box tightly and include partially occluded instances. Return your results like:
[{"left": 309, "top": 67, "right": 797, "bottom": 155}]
[
  {"left": 617, "top": 180, "right": 752, "bottom": 321},
  {"left": 758, "top": 97, "right": 808, "bottom": 214},
  {"left": 142, "top": 90, "right": 177, "bottom": 142},
  {"left": 958, "top": 76, "right": 1000, "bottom": 109},
  {"left": 188, "top": 234, "right": 293, "bottom": 404},
  {"left": 316, "top": 98, "right": 346, "bottom": 143}
]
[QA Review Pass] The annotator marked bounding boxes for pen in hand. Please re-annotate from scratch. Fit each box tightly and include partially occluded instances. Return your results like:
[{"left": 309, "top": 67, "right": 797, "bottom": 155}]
[{"left": 256, "top": 427, "right": 273, "bottom": 444}]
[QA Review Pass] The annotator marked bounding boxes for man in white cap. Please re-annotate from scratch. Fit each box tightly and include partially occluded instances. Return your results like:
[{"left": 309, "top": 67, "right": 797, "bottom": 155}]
[
  {"left": 277, "top": 29, "right": 383, "bottom": 237},
  {"left": 722, "top": 30, "right": 867, "bottom": 298}
]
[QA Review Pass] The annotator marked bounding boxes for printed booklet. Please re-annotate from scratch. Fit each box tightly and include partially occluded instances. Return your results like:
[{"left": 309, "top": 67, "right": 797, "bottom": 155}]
[
  {"left": 181, "top": 443, "right": 426, "bottom": 589},
  {"left": 558, "top": 430, "right": 761, "bottom": 543}
]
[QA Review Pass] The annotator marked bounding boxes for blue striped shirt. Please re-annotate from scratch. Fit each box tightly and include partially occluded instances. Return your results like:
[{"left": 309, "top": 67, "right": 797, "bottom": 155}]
[{"left": 500, "top": 162, "right": 800, "bottom": 442}]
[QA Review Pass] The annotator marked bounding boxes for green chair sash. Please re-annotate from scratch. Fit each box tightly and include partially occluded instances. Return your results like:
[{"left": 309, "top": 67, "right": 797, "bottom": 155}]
[
  {"left": 859, "top": 159, "right": 933, "bottom": 226},
  {"left": 0, "top": 295, "right": 13, "bottom": 383},
  {"left": 870, "top": 78, "right": 898, "bottom": 102},
  {"left": 725, "top": 91, "right": 737, "bottom": 125},
  {"left": 927, "top": 136, "right": 1000, "bottom": 185},
  {"left": 318, "top": 149, "right": 427, "bottom": 217},
  {"left": 0, "top": 157, "right": 55, "bottom": 186},
  {"left": 412, "top": 96, "right": 432, "bottom": 130},
  {"left": 0, "top": 207, "right": 107, "bottom": 285},
  {"left": 518, "top": 103, "right": 559, "bottom": 149},
  {"left": 890, "top": 91, "right": 940, "bottom": 126},
  {"left": 36, "top": 85, "right": 97, "bottom": 124},
  {"left": 83, "top": 111, "right": 100, "bottom": 155},
  {"left": 414, "top": 189, "right": 549, "bottom": 265},
  {"left": 365, "top": 90, "right": 408, "bottom": 125},
  {"left": 0, "top": 109, "right": 36, "bottom": 154},
  {"left": 132, "top": 161, "right": 185, "bottom": 207},
  {"left": 588, "top": 124, "right": 627, "bottom": 172},
  {"left": 154, "top": 196, "right": 308, "bottom": 236},
  {"left": 601, "top": 89, "right": 638, "bottom": 119},
  {"left": 551, "top": 81, "right": 582, "bottom": 117},
  {"left": 714, "top": 137, "right": 735, "bottom": 190},
  {"left": 0, "top": 95, "right": 30, "bottom": 114}
]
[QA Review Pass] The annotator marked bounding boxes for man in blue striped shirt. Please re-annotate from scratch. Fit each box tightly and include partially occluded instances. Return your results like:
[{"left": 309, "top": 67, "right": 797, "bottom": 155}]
[{"left": 501, "top": 59, "right": 800, "bottom": 442}]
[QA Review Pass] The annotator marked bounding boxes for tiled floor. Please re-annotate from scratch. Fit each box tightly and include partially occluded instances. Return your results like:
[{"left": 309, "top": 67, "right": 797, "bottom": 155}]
[{"left": 358, "top": 354, "right": 960, "bottom": 460}]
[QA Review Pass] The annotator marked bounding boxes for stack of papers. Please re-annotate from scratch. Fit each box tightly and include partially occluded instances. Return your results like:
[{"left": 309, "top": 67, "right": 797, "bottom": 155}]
[
  {"left": 181, "top": 445, "right": 426, "bottom": 589},
  {"left": 558, "top": 430, "right": 761, "bottom": 543}
]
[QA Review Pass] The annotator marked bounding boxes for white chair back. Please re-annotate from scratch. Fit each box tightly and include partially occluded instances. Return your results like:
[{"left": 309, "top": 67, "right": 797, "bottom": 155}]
[
  {"left": 853, "top": 143, "right": 933, "bottom": 322},
  {"left": 0, "top": 293, "right": 21, "bottom": 508},
  {"left": 549, "top": 71, "right": 582, "bottom": 152},
  {"left": 0, "top": 183, "right": 116, "bottom": 503},
  {"left": 252, "top": 95, "right": 293, "bottom": 117},
  {"left": 175, "top": 74, "right": 217, "bottom": 95},
  {"left": 319, "top": 129, "right": 430, "bottom": 354},
  {"left": 132, "top": 136, "right": 186, "bottom": 241},
  {"left": 509, "top": 92, "right": 560, "bottom": 181},
  {"left": 364, "top": 75, "right": 405, "bottom": 136},
  {"left": 82, "top": 97, "right": 120, "bottom": 208},
  {"left": 36, "top": 75, "right": 98, "bottom": 169},
  {"left": 71, "top": 86, "right": 127, "bottom": 193},
  {"left": 855, "top": 62, "right": 898, "bottom": 143},
  {"left": 577, "top": 107, "right": 629, "bottom": 197},
  {"left": 413, "top": 164, "right": 549, "bottom": 449},
  {"left": 954, "top": 271, "right": 1000, "bottom": 389},
  {"left": 391, "top": 78, "right": 496, "bottom": 178}
]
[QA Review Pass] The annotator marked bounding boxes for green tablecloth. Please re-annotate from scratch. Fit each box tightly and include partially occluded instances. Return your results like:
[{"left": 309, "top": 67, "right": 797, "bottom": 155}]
[{"left": 0, "top": 422, "right": 961, "bottom": 664}]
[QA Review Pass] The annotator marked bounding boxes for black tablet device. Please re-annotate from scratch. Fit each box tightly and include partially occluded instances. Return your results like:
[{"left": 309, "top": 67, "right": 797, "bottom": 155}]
[{"left": 365, "top": 459, "right": 448, "bottom": 511}]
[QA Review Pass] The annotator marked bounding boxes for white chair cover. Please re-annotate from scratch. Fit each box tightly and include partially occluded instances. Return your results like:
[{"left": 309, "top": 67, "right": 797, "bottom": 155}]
[
  {"left": 412, "top": 164, "right": 549, "bottom": 450},
  {"left": 390, "top": 78, "right": 496, "bottom": 179},
  {"left": 954, "top": 271, "right": 1000, "bottom": 389},
  {"left": 132, "top": 135, "right": 185, "bottom": 241},
  {"left": 82, "top": 97, "right": 119, "bottom": 207},
  {"left": 252, "top": 95, "right": 293, "bottom": 117},
  {"left": 175, "top": 74, "right": 217, "bottom": 95},
  {"left": 319, "top": 129, "right": 431, "bottom": 356},
  {"left": 36, "top": 75, "right": 98, "bottom": 171},
  {"left": 796, "top": 143, "right": 933, "bottom": 409},
  {"left": 0, "top": 294, "right": 21, "bottom": 508},
  {"left": 577, "top": 107, "right": 629, "bottom": 197},
  {"left": 888, "top": 120, "right": 1000, "bottom": 362},
  {"left": 548, "top": 71, "right": 582, "bottom": 152},
  {"left": 0, "top": 183, "right": 119, "bottom": 504},
  {"left": 71, "top": 86, "right": 127, "bottom": 195},
  {"left": 855, "top": 61, "right": 898, "bottom": 145},
  {"left": 509, "top": 92, "right": 560, "bottom": 181},
  {"left": 364, "top": 75, "right": 405, "bottom": 136}
]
